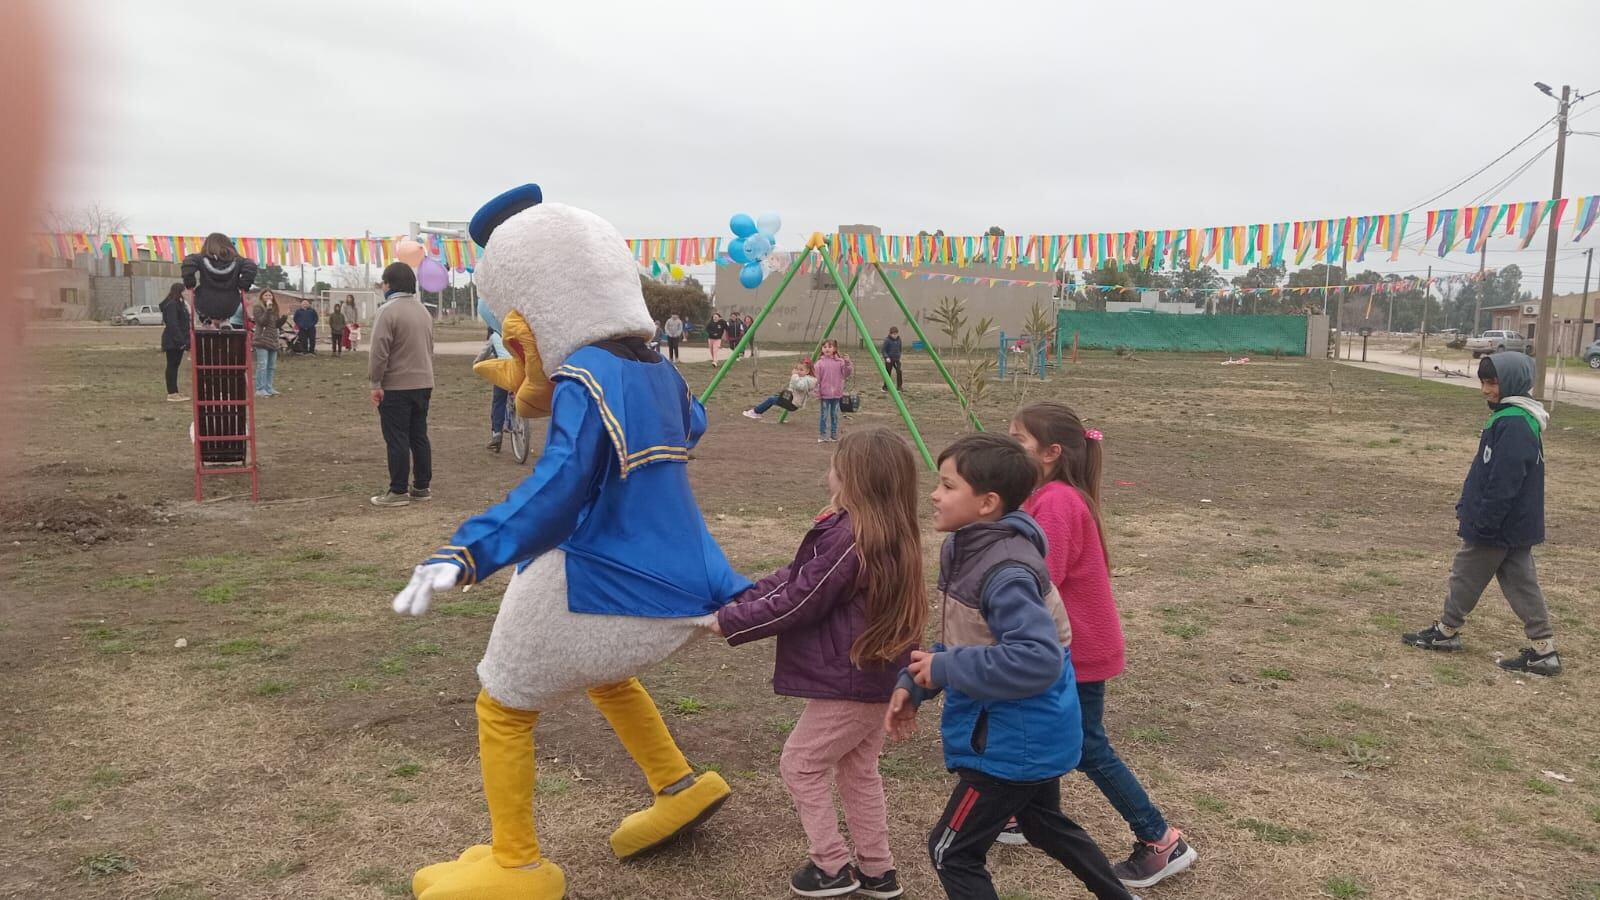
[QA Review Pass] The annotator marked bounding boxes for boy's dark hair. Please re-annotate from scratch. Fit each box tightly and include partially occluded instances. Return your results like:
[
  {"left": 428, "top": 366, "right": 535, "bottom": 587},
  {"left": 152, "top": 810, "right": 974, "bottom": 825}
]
[
  {"left": 382, "top": 261, "right": 417, "bottom": 294},
  {"left": 937, "top": 433, "right": 1036, "bottom": 513}
]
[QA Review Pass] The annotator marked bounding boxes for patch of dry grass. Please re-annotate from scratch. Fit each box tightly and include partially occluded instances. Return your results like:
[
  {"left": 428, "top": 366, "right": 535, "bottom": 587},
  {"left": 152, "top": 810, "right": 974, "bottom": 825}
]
[{"left": 3, "top": 343, "right": 1598, "bottom": 898}]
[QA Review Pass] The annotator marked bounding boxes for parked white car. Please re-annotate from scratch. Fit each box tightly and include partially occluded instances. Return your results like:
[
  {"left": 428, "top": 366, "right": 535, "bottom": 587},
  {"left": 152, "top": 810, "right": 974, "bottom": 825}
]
[
  {"left": 1465, "top": 329, "right": 1532, "bottom": 358},
  {"left": 116, "top": 304, "right": 162, "bottom": 326}
]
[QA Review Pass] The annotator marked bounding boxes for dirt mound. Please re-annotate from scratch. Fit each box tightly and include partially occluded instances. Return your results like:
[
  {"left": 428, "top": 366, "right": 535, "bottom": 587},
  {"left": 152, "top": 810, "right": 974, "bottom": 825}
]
[
  {"left": 27, "top": 461, "right": 118, "bottom": 478},
  {"left": 0, "top": 494, "right": 172, "bottom": 546}
]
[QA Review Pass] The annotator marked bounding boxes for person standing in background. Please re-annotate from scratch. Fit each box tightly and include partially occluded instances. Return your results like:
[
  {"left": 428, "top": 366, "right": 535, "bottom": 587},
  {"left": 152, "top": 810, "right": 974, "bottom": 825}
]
[
  {"left": 328, "top": 303, "right": 346, "bottom": 357},
  {"left": 368, "top": 263, "right": 435, "bottom": 508},
  {"left": 880, "top": 327, "right": 903, "bottom": 392},
  {"left": 664, "top": 313, "right": 684, "bottom": 363},
  {"left": 158, "top": 283, "right": 190, "bottom": 402},
  {"left": 293, "top": 299, "right": 319, "bottom": 354},
  {"left": 706, "top": 312, "right": 727, "bottom": 365},
  {"left": 250, "top": 290, "right": 283, "bottom": 397}
]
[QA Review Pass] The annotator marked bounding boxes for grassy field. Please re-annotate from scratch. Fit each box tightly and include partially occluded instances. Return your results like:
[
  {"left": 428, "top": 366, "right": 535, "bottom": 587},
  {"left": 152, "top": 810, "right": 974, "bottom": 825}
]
[{"left": 4, "top": 327, "right": 1600, "bottom": 899}]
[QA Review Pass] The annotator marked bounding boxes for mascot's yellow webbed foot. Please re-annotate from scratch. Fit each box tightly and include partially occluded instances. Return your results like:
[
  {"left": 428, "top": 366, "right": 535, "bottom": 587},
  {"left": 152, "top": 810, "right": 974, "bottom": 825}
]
[
  {"left": 608, "top": 771, "right": 731, "bottom": 859},
  {"left": 416, "top": 855, "right": 565, "bottom": 900},
  {"left": 411, "top": 845, "right": 491, "bottom": 897},
  {"left": 584, "top": 678, "right": 734, "bottom": 859}
]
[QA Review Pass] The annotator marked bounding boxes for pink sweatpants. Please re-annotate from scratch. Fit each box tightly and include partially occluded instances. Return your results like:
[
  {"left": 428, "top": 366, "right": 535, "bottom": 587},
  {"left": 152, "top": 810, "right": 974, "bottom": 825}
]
[{"left": 779, "top": 698, "right": 894, "bottom": 877}]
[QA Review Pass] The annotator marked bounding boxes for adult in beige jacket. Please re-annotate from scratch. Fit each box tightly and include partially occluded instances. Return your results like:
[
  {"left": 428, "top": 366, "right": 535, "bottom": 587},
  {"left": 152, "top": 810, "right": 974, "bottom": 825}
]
[{"left": 368, "top": 262, "right": 436, "bottom": 508}]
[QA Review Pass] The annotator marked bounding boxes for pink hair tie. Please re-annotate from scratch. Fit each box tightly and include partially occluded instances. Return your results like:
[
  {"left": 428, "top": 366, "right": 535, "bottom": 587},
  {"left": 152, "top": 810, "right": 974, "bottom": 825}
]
[{"left": 1085, "top": 429, "right": 1103, "bottom": 442}]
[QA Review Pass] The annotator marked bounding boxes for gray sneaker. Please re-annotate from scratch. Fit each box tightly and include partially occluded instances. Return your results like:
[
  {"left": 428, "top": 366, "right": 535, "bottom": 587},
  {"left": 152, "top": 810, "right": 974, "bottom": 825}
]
[
  {"left": 1497, "top": 647, "right": 1561, "bottom": 676},
  {"left": 409, "top": 488, "right": 432, "bottom": 501},
  {"left": 370, "top": 491, "right": 411, "bottom": 508},
  {"left": 1401, "top": 623, "right": 1461, "bottom": 652}
]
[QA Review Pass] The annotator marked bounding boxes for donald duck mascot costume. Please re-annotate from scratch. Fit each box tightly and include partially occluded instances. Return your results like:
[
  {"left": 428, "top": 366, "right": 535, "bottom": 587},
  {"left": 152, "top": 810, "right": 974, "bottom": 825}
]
[{"left": 389, "top": 184, "right": 749, "bottom": 900}]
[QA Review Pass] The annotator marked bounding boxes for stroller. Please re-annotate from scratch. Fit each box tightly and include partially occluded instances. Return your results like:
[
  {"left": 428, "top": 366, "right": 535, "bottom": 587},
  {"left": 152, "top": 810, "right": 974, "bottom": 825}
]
[{"left": 281, "top": 322, "right": 310, "bottom": 355}]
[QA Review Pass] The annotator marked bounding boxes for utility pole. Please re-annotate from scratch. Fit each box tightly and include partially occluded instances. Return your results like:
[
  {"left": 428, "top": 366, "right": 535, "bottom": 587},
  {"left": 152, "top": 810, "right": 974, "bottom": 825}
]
[
  {"left": 1472, "top": 241, "right": 1487, "bottom": 336},
  {"left": 1419, "top": 265, "right": 1431, "bottom": 378},
  {"left": 1577, "top": 247, "right": 1594, "bottom": 357},
  {"left": 1533, "top": 83, "right": 1571, "bottom": 400},
  {"left": 1331, "top": 245, "right": 1348, "bottom": 359}
]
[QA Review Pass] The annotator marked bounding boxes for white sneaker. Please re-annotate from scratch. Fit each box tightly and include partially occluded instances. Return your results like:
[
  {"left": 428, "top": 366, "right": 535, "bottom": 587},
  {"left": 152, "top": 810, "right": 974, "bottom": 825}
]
[
  {"left": 743, "top": 410, "right": 762, "bottom": 420},
  {"left": 817, "top": 437, "right": 828, "bottom": 443},
  {"left": 167, "top": 393, "right": 189, "bottom": 402}
]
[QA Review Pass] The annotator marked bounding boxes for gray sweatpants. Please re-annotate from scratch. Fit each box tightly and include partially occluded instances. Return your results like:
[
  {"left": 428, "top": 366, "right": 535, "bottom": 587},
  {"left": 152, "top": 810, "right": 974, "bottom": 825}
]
[{"left": 1440, "top": 543, "right": 1553, "bottom": 640}]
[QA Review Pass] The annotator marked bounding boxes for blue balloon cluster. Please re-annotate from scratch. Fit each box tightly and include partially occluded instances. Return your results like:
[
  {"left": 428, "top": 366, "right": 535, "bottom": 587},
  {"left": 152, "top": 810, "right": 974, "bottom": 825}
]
[{"left": 726, "top": 212, "right": 781, "bottom": 289}]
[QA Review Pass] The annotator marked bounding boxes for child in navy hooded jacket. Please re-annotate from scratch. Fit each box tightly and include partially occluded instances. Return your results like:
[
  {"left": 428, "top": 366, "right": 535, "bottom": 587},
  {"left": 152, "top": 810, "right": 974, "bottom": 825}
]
[
  {"left": 887, "top": 433, "right": 1133, "bottom": 900},
  {"left": 1403, "top": 351, "right": 1559, "bottom": 675}
]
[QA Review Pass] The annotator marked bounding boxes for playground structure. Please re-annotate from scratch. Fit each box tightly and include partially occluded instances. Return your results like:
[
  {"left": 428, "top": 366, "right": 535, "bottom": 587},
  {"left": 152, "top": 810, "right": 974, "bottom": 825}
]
[
  {"left": 188, "top": 292, "right": 260, "bottom": 501},
  {"left": 700, "top": 243, "right": 983, "bottom": 469}
]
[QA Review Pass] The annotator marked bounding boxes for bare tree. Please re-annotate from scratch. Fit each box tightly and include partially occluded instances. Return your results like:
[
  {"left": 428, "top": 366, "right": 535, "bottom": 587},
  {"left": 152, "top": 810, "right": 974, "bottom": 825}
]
[
  {"left": 328, "top": 266, "right": 374, "bottom": 289},
  {"left": 39, "top": 202, "right": 129, "bottom": 235}
]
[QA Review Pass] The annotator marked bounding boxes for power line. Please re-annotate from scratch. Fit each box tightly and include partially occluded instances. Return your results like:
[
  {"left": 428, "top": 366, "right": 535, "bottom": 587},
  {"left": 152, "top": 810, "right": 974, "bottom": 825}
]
[
  {"left": 1463, "top": 141, "right": 1556, "bottom": 207},
  {"left": 1404, "top": 116, "right": 1557, "bottom": 211}
]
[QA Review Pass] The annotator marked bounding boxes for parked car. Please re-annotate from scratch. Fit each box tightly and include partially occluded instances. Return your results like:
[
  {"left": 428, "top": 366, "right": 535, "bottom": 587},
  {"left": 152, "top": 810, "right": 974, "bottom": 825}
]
[
  {"left": 116, "top": 304, "right": 162, "bottom": 326},
  {"left": 1585, "top": 338, "right": 1600, "bottom": 370},
  {"left": 1465, "top": 329, "right": 1532, "bottom": 358}
]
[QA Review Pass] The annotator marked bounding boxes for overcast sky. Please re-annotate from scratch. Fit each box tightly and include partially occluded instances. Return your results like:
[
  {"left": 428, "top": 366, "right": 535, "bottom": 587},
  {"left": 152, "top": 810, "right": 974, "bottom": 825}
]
[{"left": 51, "top": 0, "right": 1600, "bottom": 291}]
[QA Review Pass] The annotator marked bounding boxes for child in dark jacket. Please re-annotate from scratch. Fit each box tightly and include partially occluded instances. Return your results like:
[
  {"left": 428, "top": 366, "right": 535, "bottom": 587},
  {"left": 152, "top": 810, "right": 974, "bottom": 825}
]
[
  {"left": 888, "top": 433, "right": 1133, "bottom": 900},
  {"left": 880, "top": 327, "right": 903, "bottom": 392},
  {"left": 1403, "top": 351, "right": 1558, "bottom": 675},
  {"left": 711, "top": 429, "right": 926, "bottom": 899},
  {"left": 181, "top": 232, "right": 258, "bottom": 327}
]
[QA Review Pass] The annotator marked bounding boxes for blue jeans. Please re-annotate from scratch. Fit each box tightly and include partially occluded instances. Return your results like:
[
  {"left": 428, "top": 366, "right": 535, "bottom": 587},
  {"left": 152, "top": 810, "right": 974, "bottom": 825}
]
[
  {"left": 490, "top": 386, "right": 509, "bottom": 433},
  {"left": 818, "top": 398, "right": 840, "bottom": 437},
  {"left": 1076, "top": 680, "right": 1167, "bottom": 843},
  {"left": 253, "top": 347, "right": 278, "bottom": 394}
]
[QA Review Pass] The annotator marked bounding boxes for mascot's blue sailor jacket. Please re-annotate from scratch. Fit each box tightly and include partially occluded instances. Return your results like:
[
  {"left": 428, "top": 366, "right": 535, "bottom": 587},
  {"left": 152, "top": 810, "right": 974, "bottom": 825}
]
[{"left": 426, "top": 342, "right": 752, "bottom": 617}]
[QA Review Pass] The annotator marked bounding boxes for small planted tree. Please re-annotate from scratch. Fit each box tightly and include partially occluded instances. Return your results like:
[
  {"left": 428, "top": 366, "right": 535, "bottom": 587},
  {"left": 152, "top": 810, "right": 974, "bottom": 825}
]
[{"left": 926, "top": 295, "right": 968, "bottom": 356}]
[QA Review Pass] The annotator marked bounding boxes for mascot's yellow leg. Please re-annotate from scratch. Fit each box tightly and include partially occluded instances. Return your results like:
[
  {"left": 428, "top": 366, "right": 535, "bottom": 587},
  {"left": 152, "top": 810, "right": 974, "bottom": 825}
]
[
  {"left": 415, "top": 690, "right": 565, "bottom": 900},
  {"left": 587, "top": 677, "right": 732, "bottom": 859}
]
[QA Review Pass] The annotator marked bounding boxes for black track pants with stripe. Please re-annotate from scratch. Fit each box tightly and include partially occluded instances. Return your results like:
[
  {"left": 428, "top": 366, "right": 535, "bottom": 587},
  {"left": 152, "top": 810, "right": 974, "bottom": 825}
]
[{"left": 927, "top": 768, "right": 1131, "bottom": 900}]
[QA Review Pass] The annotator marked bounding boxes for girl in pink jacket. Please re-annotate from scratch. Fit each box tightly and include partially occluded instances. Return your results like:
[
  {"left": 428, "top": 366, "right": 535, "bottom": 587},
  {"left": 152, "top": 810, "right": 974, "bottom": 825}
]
[
  {"left": 1006, "top": 401, "right": 1197, "bottom": 890},
  {"left": 813, "top": 339, "right": 853, "bottom": 442}
]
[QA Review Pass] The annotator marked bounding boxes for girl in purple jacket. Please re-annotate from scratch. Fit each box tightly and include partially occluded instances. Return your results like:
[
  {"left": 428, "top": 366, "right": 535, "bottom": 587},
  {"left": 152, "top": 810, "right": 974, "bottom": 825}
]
[{"left": 710, "top": 428, "right": 925, "bottom": 899}]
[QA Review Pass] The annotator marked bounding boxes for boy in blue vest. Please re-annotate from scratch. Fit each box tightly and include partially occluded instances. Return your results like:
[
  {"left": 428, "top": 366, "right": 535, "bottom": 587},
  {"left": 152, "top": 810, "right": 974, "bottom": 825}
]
[
  {"left": 887, "top": 433, "right": 1135, "bottom": 900},
  {"left": 1403, "top": 351, "right": 1559, "bottom": 675}
]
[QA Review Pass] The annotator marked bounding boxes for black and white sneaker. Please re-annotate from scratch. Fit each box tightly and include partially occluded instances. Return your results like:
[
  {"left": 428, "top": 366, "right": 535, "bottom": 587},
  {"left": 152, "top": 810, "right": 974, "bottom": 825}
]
[
  {"left": 788, "top": 861, "right": 858, "bottom": 898},
  {"left": 1113, "top": 828, "right": 1197, "bottom": 889},
  {"left": 853, "top": 866, "right": 903, "bottom": 899},
  {"left": 1497, "top": 647, "right": 1561, "bottom": 676},
  {"left": 1401, "top": 622, "right": 1462, "bottom": 652},
  {"left": 995, "top": 819, "right": 1029, "bottom": 845}
]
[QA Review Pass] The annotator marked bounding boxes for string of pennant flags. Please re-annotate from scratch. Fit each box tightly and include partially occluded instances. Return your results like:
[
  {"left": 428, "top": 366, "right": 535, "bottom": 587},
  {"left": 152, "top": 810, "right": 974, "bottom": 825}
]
[
  {"left": 32, "top": 193, "right": 1599, "bottom": 275},
  {"left": 878, "top": 266, "right": 1496, "bottom": 296},
  {"left": 823, "top": 194, "right": 1599, "bottom": 273}
]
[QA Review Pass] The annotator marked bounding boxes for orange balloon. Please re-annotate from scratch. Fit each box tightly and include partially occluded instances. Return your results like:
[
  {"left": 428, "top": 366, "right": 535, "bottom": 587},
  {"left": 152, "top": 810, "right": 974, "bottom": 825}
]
[{"left": 397, "top": 239, "right": 425, "bottom": 268}]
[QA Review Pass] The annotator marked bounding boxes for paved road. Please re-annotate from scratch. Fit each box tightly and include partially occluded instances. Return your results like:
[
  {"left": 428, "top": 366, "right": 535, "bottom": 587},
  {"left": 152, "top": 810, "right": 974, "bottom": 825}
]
[{"left": 1338, "top": 348, "right": 1600, "bottom": 411}]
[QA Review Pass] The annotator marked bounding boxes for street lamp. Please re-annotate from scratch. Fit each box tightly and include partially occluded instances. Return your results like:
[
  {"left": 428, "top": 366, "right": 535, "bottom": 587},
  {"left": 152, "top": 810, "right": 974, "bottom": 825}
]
[{"left": 1534, "top": 82, "right": 1554, "bottom": 97}]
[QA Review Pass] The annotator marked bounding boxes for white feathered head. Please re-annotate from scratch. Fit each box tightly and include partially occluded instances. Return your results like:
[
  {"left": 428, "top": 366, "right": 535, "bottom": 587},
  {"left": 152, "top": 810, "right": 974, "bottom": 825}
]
[{"left": 471, "top": 188, "right": 653, "bottom": 377}]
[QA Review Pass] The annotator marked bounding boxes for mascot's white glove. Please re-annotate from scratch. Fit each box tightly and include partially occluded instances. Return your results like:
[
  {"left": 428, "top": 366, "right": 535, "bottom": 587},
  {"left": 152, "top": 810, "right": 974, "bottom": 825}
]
[{"left": 392, "top": 563, "right": 462, "bottom": 616}]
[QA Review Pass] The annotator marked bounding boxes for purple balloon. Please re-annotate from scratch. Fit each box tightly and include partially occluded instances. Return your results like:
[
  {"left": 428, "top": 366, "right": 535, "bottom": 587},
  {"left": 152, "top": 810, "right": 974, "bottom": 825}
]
[{"left": 418, "top": 256, "right": 449, "bottom": 292}]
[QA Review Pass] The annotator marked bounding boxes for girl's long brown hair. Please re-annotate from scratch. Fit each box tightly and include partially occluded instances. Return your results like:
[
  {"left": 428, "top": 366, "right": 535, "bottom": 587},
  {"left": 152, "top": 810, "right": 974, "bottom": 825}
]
[
  {"left": 202, "top": 232, "right": 236, "bottom": 260},
  {"left": 829, "top": 428, "right": 926, "bottom": 667},
  {"left": 1013, "top": 401, "right": 1109, "bottom": 565}
]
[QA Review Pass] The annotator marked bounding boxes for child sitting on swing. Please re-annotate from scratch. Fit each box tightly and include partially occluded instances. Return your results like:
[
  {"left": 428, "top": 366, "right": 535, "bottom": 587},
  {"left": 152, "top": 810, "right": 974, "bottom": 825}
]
[{"left": 743, "top": 358, "right": 816, "bottom": 420}]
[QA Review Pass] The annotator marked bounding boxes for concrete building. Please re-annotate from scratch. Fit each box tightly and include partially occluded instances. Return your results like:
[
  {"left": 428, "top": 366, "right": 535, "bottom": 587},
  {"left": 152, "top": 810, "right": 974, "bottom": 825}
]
[
  {"left": 1484, "top": 290, "right": 1597, "bottom": 355},
  {"left": 22, "top": 250, "right": 183, "bottom": 321},
  {"left": 712, "top": 224, "right": 1059, "bottom": 348}
]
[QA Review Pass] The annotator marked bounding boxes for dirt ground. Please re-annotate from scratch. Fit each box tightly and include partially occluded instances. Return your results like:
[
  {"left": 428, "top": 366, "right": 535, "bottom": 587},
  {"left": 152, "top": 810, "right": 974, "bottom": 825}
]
[{"left": 4, "top": 325, "right": 1600, "bottom": 900}]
